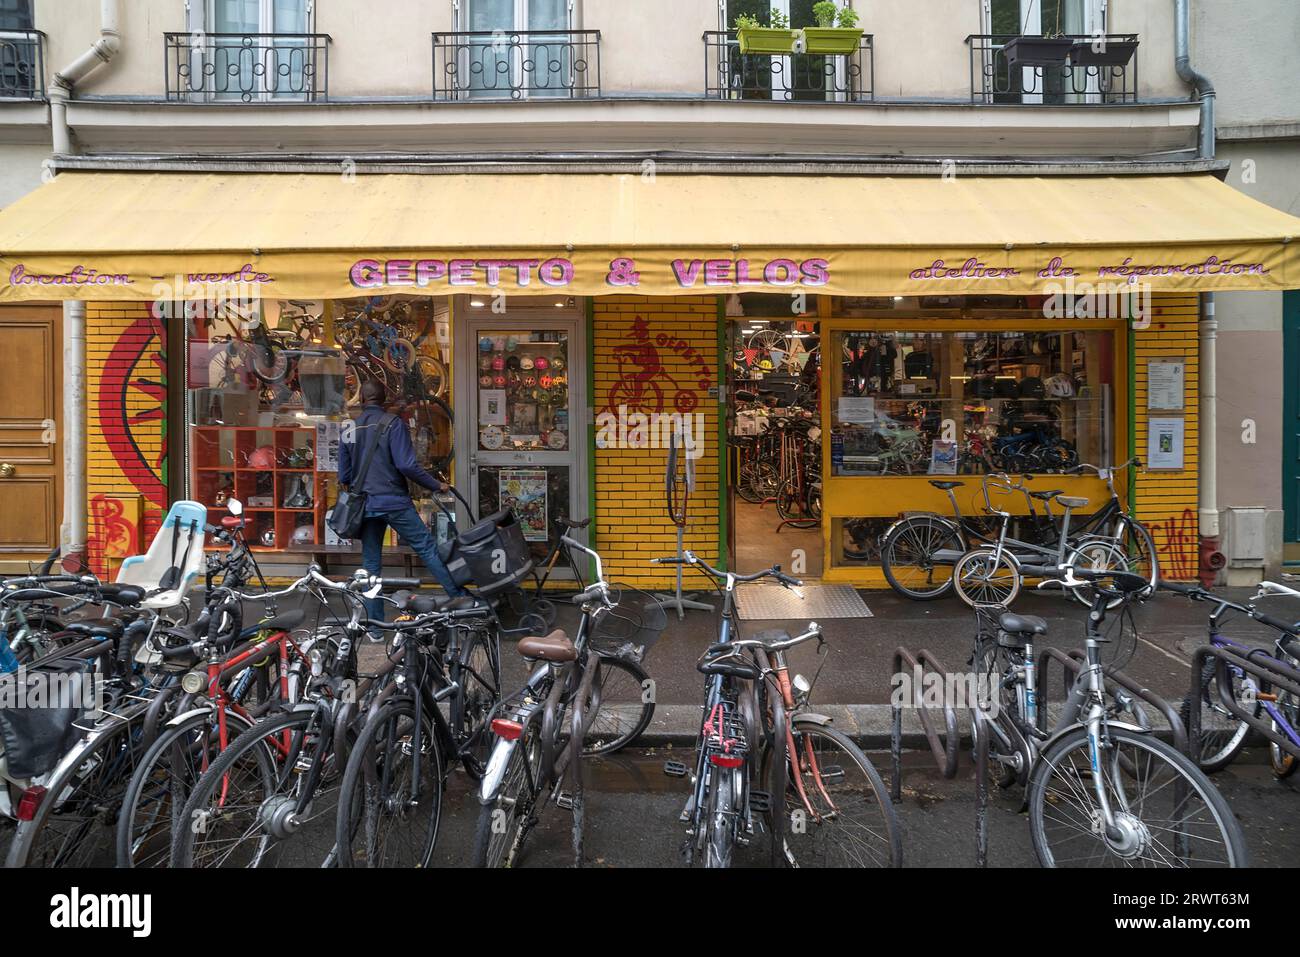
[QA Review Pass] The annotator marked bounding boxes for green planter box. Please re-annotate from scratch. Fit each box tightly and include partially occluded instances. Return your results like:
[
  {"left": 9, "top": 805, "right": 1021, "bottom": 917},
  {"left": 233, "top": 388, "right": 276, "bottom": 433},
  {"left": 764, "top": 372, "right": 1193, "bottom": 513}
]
[
  {"left": 803, "top": 27, "right": 864, "bottom": 55},
  {"left": 737, "top": 26, "right": 799, "bottom": 54}
]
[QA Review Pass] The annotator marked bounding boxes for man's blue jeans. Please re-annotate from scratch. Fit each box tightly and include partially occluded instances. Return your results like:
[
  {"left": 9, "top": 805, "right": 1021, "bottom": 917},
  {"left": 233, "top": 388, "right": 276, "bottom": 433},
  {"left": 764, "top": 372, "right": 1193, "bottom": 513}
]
[{"left": 360, "top": 506, "right": 466, "bottom": 624}]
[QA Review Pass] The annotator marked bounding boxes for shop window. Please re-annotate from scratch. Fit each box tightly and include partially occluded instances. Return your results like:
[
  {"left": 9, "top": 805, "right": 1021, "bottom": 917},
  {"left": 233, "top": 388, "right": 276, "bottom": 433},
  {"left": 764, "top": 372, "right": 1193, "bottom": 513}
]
[
  {"left": 828, "top": 327, "right": 1114, "bottom": 478},
  {"left": 0, "top": 0, "right": 33, "bottom": 29},
  {"left": 185, "top": 296, "right": 451, "bottom": 552}
]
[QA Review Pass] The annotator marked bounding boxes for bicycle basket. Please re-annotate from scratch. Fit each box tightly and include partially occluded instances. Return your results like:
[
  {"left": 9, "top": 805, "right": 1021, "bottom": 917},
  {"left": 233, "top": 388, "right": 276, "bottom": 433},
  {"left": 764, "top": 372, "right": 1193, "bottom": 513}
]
[{"left": 588, "top": 587, "right": 668, "bottom": 664}]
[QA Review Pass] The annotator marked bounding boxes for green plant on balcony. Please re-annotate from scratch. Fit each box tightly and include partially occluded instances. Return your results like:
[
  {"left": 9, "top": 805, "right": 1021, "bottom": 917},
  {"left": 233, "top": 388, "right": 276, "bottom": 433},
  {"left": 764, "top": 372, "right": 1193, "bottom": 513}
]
[
  {"left": 805, "top": 3, "right": 864, "bottom": 55},
  {"left": 736, "top": 7, "right": 798, "bottom": 55}
]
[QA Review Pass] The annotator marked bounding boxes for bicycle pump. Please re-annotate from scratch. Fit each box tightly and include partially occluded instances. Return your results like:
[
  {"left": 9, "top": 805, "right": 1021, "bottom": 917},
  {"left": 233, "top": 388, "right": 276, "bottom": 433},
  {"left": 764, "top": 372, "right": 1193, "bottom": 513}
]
[{"left": 654, "top": 426, "right": 714, "bottom": 621}]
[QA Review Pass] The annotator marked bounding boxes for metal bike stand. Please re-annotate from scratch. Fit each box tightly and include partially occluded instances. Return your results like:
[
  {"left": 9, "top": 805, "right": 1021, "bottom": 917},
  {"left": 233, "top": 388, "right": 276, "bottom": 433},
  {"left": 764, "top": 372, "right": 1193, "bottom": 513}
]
[
  {"left": 1189, "top": 644, "right": 1300, "bottom": 763},
  {"left": 653, "top": 430, "right": 713, "bottom": 621}
]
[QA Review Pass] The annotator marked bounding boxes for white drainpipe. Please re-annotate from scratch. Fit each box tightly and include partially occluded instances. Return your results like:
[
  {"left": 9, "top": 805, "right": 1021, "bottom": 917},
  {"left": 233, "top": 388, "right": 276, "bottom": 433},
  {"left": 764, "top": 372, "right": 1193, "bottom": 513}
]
[
  {"left": 51, "top": 1, "right": 122, "bottom": 568},
  {"left": 1173, "top": 0, "right": 1221, "bottom": 578}
]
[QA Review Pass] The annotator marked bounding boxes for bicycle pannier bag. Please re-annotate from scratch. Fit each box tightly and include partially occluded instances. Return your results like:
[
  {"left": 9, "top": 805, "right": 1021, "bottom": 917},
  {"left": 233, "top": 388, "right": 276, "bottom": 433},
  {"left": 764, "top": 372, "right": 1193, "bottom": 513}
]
[
  {"left": 0, "top": 661, "right": 91, "bottom": 779},
  {"left": 438, "top": 508, "right": 535, "bottom": 597}
]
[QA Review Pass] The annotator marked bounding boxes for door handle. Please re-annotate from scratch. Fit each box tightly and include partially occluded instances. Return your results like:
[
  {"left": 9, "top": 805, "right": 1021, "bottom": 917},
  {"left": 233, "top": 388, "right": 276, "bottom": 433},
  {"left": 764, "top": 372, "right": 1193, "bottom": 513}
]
[{"left": 0, "top": 463, "right": 14, "bottom": 479}]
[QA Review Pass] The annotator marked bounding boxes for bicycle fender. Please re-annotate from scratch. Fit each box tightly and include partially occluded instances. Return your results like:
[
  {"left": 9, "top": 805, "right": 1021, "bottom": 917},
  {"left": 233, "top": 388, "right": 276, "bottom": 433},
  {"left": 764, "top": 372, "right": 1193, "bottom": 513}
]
[
  {"left": 794, "top": 712, "right": 834, "bottom": 727},
  {"left": 478, "top": 737, "right": 519, "bottom": 805},
  {"left": 164, "top": 704, "right": 216, "bottom": 728},
  {"left": 882, "top": 514, "right": 960, "bottom": 544},
  {"left": 1040, "top": 719, "right": 1148, "bottom": 753}
]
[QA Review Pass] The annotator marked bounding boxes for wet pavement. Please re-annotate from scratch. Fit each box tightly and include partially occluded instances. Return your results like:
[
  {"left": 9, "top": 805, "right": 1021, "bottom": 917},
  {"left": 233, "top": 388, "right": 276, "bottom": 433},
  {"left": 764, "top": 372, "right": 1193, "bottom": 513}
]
[{"left": 427, "top": 745, "right": 1300, "bottom": 868}]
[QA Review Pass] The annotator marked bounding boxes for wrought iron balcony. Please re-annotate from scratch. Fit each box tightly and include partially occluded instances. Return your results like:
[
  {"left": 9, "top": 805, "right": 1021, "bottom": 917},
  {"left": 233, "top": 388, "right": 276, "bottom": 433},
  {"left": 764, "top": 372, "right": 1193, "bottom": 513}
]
[
  {"left": 164, "top": 32, "right": 330, "bottom": 102},
  {"left": 704, "top": 31, "right": 873, "bottom": 102},
  {"left": 0, "top": 30, "right": 45, "bottom": 100},
  {"left": 431, "top": 31, "right": 601, "bottom": 100},
  {"left": 967, "top": 34, "right": 1138, "bottom": 104}
]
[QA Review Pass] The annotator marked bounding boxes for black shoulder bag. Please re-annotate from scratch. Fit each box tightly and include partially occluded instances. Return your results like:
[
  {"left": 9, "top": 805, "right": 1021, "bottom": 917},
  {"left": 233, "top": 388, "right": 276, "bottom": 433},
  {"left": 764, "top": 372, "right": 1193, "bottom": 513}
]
[{"left": 327, "top": 414, "right": 396, "bottom": 540}]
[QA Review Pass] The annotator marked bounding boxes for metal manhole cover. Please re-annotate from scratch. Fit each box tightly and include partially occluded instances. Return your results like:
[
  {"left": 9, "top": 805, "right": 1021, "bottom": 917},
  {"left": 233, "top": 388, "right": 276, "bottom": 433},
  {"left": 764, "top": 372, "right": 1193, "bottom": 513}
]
[{"left": 734, "top": 584, "right": 872, "bottom": 621}]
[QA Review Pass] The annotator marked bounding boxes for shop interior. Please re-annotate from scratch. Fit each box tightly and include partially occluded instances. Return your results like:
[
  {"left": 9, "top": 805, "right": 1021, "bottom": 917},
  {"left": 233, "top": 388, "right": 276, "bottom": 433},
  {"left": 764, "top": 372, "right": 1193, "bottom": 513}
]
[{"left": 724, "top": 294, "right": 1118, "bottom": 579}]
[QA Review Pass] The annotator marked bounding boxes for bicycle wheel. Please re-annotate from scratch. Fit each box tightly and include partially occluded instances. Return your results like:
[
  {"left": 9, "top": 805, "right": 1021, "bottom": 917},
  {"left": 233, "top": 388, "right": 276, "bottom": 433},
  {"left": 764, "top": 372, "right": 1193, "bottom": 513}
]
[
  {"left": 582, "top": 655, "right": 654, "bottom": 755},
  {"left": 762, "top": 719, "right": 902, "bottom": 867},
  {"left": 453, "top": 629, "right": 501, "bottom": 774},
  {"left": 1180, "top": 660, "right": 1254, "bottom": 773},
  {"left": 1115, "top": 517, "right": 1159, "bottom": 594},
  {"left": 11, "top": 723, "right": 137, "bottom": 868},
  {"left": 1065, "top": 539, "right": 1132, "bottom": 610},
  {"left": 775, "top": 479, "right": 818, "bottom": 529},
  {"left": 881, "top": 515, "right": 963, "bottom": 600},
  {"left": 172, "top": 709, "right": 342, "bottom": 868},
  {"left": 335, "top": 698, "right": 443, "bottom": 868},
  {"left": 953, "top": 548, "right": 1021, "bottom": 608},
  {"left": 470, "top": 723, "right": 543, "bottom": 868},
  {"left": 116, "top": 708, "right": 256, "bottom": 868},
  {"left": 1028, "top": 725, "right": 1248, "bottom": 867},
  {"left": 413, "top": 354, "right": 448, "bottom": 399}
]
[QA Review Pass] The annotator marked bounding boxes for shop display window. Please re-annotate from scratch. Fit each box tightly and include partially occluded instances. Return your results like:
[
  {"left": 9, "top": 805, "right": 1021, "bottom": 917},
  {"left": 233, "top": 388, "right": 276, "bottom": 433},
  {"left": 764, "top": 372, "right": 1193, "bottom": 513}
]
[
  {"left": 474, "top": 330, "right": 570, "bottom": 453},
  {"left": 828, "top": 328, "right": 1114, "bottom": 477},
  {"left": 185, "top": 296, "right": 450, "bottom": 550}
]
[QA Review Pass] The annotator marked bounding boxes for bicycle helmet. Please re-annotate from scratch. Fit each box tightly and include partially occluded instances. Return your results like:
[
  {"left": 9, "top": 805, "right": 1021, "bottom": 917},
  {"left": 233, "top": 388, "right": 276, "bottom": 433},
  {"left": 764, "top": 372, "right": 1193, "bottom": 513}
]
[
  {"left": 534, "top": 356, "right": 549, "bottom": 371},
  {"left": 292, "top": 524, "right": 316, "bottom": 545},
  {"left": 492, "top": 355, "right": 505, "bottom": 371},
  {"left": 493, "top": 374, "right": 507, "bottom": 388},
  {"left": 540, "top": 374, "right": 553, "bottom": 389},
  {"left": 520, "top": 355, "right": 535, "bottom": 371},
  {"left": 478, "top": 336, "right": 493, "bottom": 352},
  {"left": 1019, "top": 377, "right": 1046, "bottom": 399},
  {"left": 506, "top": 355, "right": 521, "bottom": 371},
  {"left": 1044, "top": 373, "right": 1076, "bottom": 398},
  {"left": 551, "top": 357, "right": 565, "bottom": 372},
  {"left": 479, "top": 374, "right": 494, "bottom": 388}
]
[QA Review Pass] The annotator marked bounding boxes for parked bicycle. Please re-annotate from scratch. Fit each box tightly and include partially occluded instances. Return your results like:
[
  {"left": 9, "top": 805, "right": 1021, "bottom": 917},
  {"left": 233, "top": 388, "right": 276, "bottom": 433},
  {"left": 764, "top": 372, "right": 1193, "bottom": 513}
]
[
  {"left": 973, "top": 563, "right": 1248, "bottom": 867},
  {"left": 472, "top": 538, "right": 659, "bottom": 868},
  {"left": 657, "top": 551, "right": 901, "bottom": 868},
  {"left": 1167, "top": 578, "right": 1300, "bottom": 776}
]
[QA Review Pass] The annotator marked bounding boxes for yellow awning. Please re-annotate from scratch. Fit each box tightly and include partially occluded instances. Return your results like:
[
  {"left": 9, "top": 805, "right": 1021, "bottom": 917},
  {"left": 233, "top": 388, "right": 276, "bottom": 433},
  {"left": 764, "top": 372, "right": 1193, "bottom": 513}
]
[{"left": 1, "top": 170, "right": 1299, "bottom": 301}]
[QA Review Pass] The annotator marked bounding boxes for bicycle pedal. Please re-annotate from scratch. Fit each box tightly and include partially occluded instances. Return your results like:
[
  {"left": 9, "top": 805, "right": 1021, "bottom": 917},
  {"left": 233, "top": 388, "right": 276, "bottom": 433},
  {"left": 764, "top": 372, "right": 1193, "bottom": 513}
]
[
  {"left": 663, "top": 760, "right": 688, "bottom": 778},
  {"left": 749, "top": 789, "right": 772, "bottom": 813},
  {"left": 555, "top": 792, "right": 575, "bottom": 810}
]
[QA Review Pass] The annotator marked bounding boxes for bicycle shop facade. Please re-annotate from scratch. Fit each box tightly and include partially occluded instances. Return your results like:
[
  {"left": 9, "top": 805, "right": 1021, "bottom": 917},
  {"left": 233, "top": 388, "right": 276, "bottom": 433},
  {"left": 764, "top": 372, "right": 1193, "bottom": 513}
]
[{"left": 1, "top": 169, "right": 1299, "bottom": 588}]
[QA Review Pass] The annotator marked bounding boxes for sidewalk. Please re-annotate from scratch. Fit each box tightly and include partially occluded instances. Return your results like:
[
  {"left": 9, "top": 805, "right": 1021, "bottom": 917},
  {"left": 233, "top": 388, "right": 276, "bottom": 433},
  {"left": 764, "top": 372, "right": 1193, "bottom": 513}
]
[{"left": 368, "top": 583, "right": 1291, "bottom": 747}]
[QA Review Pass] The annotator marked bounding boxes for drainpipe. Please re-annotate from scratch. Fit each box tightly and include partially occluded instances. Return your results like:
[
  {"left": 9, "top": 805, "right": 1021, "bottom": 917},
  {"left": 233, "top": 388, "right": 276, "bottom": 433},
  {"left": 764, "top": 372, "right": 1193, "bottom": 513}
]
[
  {"left": 1174, "top": 0, "right": 1221, "bottom": 584},
  {"left": 51, "top": 1, "right": 122, "bottom": 571}
]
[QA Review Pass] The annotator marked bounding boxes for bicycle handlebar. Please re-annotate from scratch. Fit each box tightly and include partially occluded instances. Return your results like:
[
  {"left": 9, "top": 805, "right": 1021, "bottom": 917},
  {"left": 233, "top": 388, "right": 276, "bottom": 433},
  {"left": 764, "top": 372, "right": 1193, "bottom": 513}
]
[
  {"left": 651, "top": 551, "right": 802, "bottom": 590},
  {"left": 723, "top": 623, "right": 823, "bottom": 653}
]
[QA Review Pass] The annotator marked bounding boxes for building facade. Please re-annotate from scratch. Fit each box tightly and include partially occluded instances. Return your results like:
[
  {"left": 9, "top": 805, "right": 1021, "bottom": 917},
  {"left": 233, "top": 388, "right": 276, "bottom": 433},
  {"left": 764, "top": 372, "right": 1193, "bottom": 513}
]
[{"left": 0, "top": 0, "right": 1297, "bottom": 592}]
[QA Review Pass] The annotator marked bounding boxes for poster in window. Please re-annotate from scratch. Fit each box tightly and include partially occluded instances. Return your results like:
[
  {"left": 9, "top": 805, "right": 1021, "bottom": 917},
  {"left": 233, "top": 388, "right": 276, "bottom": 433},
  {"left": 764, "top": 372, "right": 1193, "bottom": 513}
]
[
  {"left": 499, "top": 468, "right": 548, "bottom": 542},
  {"left": 1147, "top": 417, "right": 1185, "bottom": 470},
  {"left": 928, "top": 439, "right": 958, "bottom": 475},
  {"left": 1147, "top": 361, "right": 1185, "bottom": 411},
  {"left": 479, "top": 389, "right": 507, "bottom": 426}
]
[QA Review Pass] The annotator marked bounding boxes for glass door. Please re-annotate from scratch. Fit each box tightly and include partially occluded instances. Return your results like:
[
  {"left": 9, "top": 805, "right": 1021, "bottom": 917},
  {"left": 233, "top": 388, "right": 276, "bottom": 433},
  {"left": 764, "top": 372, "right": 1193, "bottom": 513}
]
[
  {"left": 209, "top": 0, "right": 309, "bottom": 101},
  {"left": 464, "top": 0, "right": 573, "bottom": 98},
  {"left": 456, "top": 311, "right": 588, "bottom": 570}
]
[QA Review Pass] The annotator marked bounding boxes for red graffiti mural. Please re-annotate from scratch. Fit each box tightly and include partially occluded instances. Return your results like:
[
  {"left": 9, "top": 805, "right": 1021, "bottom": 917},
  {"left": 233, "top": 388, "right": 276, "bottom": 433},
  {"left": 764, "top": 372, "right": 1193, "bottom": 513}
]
[
  {"left": 98, "top": 314, "right": 167, "bottom": 509},
  {"left": 88, "top": 495, "right": 140, "bottom": 563},
  {"left": 603, "top": 316, "right": 711, "bottom": 415},
  {"left": 1151, "top": 508, "right": 1199, "bottom": 581}
]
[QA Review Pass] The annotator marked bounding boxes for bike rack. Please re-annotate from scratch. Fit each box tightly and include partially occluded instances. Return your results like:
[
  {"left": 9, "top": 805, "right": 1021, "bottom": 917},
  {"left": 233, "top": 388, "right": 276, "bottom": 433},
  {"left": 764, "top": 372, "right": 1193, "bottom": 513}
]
[
  {"left": 891, "top": 645, "right": 996, "bottom": 866},
  {"left": 1037, "top": 647, "right": 1189, "bottom": 753},
  {"left": 1189, "top": 644, "right": 1300, "bottom": 762}
]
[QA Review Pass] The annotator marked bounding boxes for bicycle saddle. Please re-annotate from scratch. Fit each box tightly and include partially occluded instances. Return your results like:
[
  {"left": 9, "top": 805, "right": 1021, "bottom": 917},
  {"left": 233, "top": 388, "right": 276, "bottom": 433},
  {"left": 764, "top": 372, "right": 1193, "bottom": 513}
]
[
  {"left": 929, "top": 480, "right": 964, "bottom": 491},
  {"left": 64, "top": 617, "right": 125, "bottom": 640},
  {"left": 1028, "top": 489, "right": 1062, "bottom": 501},
  {"left": 517, "top": 629, "right": 577, "bottom": 663},
  {"left": 1056, "top": 496, "right": 1089, "bottom": 509},
  {"left": 697, "top": 644, "right": 760, "bottom": 680},
  {"left": 998, "top": 613, "right": 1048, "bottom": 639},
  {"left": 560, "top": 517, "right": 592, "bottom": 530}
]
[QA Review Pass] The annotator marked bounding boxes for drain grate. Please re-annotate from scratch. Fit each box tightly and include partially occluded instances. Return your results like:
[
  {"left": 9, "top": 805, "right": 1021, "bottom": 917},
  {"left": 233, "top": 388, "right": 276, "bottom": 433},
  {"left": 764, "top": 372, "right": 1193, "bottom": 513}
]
[{"left": 734, "top": 584, "right": 872, "bottom": 621}]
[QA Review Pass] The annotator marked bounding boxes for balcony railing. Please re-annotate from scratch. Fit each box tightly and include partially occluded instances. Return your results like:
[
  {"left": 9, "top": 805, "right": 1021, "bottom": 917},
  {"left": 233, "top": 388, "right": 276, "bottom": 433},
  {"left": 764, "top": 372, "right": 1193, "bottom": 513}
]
[
  {"left": 704, "top": 31, "right": 873, "bottom": 102},
  {"left": 0, "top": 30, "right": 45, "bottom": 100},
  {"left": 431, "top": 31, "right": 601, "bottom": 100},
  {"left": 164, "top": 32, "right": 330, "bottom": 102},
  {"left": 967, "top": 34, "right": 1138, "bottom": 104}
]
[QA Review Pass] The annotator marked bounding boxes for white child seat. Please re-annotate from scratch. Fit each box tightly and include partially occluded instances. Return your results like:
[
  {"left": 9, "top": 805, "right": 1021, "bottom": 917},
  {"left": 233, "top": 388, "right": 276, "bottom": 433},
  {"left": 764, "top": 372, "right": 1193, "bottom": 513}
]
[{"left": 115, "top": 500, "right": 208, "bottom": 610}]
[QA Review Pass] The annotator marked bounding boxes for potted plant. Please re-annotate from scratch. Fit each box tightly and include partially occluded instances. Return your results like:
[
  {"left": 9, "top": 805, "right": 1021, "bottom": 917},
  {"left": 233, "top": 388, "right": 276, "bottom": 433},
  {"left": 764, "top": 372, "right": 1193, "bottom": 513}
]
[
  {"left": 1001, "top": 34, "right": 1075, "bottom": 68},
  {"left": 804, "top": 3, "right": 864, "bottom": 55},
  {"left": 1069, "top": 35, "right": 1137, "bottom": 66},
  {"left": 736, "top": 8, "right": 798, "bottom": 55}
]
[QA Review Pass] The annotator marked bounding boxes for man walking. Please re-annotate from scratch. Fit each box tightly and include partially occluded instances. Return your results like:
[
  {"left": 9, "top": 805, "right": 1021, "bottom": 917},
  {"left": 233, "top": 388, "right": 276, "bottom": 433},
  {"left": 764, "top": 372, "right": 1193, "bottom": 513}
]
[{"left": 338, "top": 380, "right": 467, "bottom": 627}]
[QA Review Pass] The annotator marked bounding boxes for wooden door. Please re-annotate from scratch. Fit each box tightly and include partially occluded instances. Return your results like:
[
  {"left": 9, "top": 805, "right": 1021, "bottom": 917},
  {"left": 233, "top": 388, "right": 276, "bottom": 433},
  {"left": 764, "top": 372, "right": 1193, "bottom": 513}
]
[{"left": 0, "top": 306, "right": 62, "bottom": 562}]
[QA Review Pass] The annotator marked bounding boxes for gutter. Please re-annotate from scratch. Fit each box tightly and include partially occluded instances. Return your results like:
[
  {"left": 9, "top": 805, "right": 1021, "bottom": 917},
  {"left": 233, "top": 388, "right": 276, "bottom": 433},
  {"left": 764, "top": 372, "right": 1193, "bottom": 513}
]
[{"left": 49, "top": 0, "right": 122, "bottom": 572}]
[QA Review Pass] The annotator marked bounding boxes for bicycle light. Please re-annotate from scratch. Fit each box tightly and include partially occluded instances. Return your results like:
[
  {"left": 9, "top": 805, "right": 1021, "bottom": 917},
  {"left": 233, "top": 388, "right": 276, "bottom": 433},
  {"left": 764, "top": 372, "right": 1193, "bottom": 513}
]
[
  {"left": 181, "top": 670, "right": 207, "bottom": 695},
  {"left": 793, "top": 674, "right": 812, "bottom": 699},
  {"left": 15, "top": 785, "right": 46, "bottom": 822},
  {"left": 708, "top": 753, "right": 744, "bottom": 769},
  {"left": 490, "top": 718, "right": 524, "bottom": 741}
]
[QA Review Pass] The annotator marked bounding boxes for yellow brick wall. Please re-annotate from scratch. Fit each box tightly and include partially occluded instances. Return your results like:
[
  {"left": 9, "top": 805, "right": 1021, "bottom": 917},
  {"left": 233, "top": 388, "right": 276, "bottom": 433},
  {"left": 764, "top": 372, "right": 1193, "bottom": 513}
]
[
  {"left": 1134, "top": 294, "right": 1200, "bottom": 581},
  {"left": 593, "top": 296, "right": 721, "bottom": 588},
  {"left": 86, "top": 303, "right": 168, "bottom": 576}
]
